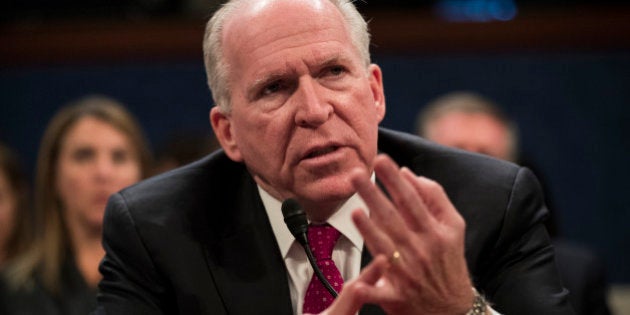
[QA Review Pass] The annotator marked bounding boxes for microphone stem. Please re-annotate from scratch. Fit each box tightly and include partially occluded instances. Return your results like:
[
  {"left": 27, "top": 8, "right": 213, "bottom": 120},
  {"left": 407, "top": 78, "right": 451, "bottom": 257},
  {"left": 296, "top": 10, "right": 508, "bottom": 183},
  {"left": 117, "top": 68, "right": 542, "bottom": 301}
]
[{"left": 303, "top": 236, "right": 339, "bottom": 298}]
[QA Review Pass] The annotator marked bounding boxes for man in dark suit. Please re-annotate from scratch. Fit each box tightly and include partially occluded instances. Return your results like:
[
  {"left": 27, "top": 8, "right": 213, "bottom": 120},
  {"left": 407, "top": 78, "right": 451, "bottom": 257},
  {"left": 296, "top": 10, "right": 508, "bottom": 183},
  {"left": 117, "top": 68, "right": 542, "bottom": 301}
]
[{"left": 96, "top": 0, "right": 574, "bottom": 314}]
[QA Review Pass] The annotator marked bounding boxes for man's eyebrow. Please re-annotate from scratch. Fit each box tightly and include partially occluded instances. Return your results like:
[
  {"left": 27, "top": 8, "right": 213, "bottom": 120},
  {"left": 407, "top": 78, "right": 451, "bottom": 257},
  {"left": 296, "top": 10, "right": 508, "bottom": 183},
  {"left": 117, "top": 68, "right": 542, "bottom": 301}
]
[
  {"left": 247, "top": 72, "right": 286, "bottom": 99},
  {"left": 245, "top": 55, "right": 350, "bottom": 99},
  {"left": 313, "top": 55, "right": 347, "bottom": 70}
]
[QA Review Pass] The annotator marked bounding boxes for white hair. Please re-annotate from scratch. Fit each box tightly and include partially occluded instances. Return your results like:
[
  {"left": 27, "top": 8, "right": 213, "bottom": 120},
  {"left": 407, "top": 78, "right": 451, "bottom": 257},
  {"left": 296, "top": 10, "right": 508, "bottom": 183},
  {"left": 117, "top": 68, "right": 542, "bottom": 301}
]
[{"left": 202, "top": 0, "right": 371, "bottom": 113}]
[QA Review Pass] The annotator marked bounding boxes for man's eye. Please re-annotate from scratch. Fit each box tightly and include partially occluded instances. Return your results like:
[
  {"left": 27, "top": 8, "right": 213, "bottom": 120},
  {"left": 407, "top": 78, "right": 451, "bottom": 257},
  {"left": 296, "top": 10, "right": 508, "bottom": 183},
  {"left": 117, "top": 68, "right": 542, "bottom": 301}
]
[
  {"left": 329, "top": 66, "right": 345, "bottom": 76},
  {"left": 321, "top": 65, "right": 347, "bottom": 78},
  {"left": 262, "top": 82, "right": 282, "bottom": 96}
]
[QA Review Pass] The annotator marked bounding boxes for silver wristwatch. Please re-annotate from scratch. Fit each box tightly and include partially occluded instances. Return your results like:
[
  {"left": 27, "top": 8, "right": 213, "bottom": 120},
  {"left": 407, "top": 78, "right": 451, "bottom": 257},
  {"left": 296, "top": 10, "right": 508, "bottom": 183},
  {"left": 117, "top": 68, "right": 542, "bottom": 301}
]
[{"left": 466, "top": 288, "right": 488, "bottom": 315}]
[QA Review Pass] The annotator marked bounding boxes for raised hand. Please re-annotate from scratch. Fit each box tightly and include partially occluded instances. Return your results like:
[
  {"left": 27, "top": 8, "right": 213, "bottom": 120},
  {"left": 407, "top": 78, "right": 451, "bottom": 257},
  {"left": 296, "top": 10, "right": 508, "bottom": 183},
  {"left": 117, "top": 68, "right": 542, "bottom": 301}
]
[{"left": 348, "top": 154, "right": 474, "bottom": 314}]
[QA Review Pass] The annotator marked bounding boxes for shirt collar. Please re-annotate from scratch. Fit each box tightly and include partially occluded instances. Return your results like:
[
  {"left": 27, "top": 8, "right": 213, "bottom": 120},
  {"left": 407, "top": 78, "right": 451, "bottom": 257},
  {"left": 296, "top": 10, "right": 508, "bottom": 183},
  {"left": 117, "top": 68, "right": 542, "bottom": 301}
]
[{"left": 259, "top": 182, "right": 371, "bottom": 259}]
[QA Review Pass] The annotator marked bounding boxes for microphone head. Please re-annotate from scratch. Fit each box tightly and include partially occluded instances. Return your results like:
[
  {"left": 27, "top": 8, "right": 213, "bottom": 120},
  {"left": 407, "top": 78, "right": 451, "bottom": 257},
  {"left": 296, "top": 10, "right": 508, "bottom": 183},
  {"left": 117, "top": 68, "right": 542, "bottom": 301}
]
[{"left": 281, "top": 198, "right": 309, "bottom": 246}]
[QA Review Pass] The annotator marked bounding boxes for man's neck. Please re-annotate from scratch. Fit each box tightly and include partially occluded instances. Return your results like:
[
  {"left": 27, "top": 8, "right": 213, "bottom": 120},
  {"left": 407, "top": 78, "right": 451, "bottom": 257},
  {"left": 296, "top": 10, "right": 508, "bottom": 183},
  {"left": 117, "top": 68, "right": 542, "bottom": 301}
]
[
  {"left": 301, "top": 199, "right": 346, "bottom": 223},
  {"left": 253, "top": 176, "right": 351, "bottom": 223}
]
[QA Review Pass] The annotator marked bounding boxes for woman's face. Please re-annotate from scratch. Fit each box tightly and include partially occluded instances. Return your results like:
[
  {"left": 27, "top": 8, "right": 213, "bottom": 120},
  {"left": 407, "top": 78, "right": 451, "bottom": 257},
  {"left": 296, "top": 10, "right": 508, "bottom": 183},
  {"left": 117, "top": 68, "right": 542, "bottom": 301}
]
[
  {"left": 0, "top": 169, "right": 17, "bottom": 256},
  {"left": 56, "top": 117, "right": 142, "bottom": 230}
]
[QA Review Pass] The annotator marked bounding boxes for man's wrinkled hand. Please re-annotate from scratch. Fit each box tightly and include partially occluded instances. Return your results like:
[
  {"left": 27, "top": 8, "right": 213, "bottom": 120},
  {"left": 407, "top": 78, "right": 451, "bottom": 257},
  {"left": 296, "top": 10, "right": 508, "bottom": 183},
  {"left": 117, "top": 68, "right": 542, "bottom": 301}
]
[{"left": 346, "top": 154, "right": 474, "bottom": 315}]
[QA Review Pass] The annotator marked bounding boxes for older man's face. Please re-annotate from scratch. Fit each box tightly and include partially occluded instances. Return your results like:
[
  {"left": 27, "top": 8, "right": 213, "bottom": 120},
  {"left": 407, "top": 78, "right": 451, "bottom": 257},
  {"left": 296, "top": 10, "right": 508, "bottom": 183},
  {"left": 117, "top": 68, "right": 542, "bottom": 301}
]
[{"left": 211, "top": 0, "right": 385, "bottom": 212}]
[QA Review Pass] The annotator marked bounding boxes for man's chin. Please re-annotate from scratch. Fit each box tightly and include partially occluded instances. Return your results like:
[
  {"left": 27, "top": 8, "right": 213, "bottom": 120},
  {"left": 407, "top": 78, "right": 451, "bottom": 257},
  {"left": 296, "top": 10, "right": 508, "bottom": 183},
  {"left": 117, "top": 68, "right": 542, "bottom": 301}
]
[{"left": 297, "top": 180, "right": 355, "bottom": 205}]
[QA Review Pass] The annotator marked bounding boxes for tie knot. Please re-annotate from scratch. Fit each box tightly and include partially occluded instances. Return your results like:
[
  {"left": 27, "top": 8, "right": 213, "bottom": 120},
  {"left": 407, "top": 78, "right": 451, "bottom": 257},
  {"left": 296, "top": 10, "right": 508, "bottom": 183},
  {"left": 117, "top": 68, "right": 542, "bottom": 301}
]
[{"left": 307, "top": 224, "right": 341, "bottom": 261}]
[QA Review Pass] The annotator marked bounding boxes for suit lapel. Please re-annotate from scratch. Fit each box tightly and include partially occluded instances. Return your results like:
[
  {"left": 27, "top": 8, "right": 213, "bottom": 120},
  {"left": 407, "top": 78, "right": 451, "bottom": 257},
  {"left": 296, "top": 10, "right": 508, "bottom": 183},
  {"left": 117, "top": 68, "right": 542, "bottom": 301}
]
[{"left": 202, "top": 171, "right": 293, "bottom": 315}]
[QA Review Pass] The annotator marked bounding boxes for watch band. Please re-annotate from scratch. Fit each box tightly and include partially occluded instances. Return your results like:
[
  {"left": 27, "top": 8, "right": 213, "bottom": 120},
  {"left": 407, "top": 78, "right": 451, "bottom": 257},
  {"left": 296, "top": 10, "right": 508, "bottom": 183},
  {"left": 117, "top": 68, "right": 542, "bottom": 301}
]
[{"left": 466, "top": 288, "right": 488, "bottom": 315}]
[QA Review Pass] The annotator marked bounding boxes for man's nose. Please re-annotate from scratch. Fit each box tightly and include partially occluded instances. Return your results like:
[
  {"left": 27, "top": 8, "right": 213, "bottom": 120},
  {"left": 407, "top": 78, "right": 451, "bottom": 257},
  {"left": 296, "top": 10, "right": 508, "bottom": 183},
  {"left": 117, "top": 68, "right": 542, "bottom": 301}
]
[{"left": 294, "top": 77, "right": 333, "bottom": 127}]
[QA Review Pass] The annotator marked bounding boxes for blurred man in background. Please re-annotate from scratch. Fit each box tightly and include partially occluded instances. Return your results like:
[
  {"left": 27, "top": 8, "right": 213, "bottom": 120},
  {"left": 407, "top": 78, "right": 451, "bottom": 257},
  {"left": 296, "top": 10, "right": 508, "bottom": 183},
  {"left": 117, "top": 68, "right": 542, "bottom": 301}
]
[{"left": 417, "top": 90, "right": 613, "bottom": 315}]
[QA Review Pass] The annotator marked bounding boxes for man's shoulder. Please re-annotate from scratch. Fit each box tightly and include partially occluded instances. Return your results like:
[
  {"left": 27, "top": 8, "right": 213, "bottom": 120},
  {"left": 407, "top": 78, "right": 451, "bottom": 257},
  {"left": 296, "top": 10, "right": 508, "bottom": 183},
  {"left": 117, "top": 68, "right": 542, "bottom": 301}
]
[
  {"left": 124, "top": 150, "right": 241, "bottom": 196},
  {"left": 109, "top": 150, "right": 249, "bottom": 222}
]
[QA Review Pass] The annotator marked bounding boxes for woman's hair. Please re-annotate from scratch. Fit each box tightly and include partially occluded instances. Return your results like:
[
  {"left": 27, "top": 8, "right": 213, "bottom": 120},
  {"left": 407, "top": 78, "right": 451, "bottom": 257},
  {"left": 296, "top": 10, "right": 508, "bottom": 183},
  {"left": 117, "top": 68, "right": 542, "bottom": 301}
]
[
  {"left": 5, "top": 95, "right": 152, "bottom": 294},
  {"left": 0, "top": 142, "right": 32, "bottom": 265},
  {"left": 202, "top": 0, "right": 371, "bottom": 113}
]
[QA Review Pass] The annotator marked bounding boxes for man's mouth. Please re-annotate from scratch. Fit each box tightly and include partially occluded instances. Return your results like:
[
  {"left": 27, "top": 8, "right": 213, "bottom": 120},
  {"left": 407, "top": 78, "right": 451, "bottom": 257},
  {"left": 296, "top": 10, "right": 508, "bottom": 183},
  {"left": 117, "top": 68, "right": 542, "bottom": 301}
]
[{"left": 304, "top": 146, "right": 339, "bottom": 159}]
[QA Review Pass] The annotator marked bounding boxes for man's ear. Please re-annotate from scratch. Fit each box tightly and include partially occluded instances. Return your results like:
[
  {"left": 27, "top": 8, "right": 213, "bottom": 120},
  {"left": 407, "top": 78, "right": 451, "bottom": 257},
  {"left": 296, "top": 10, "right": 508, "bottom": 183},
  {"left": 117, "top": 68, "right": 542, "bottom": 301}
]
[
  {"left": 210, "top": 107, "right": 243, "bottom": 162},
  {"left": 368, "top": 64, "right": 386, "bottom": 123}
]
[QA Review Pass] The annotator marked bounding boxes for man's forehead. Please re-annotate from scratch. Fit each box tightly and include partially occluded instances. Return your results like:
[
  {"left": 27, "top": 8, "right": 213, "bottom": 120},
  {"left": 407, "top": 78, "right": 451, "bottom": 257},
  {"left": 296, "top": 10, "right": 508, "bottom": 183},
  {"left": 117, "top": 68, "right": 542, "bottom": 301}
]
[
  {"left": 248, "top": 53, "right": 350, "bottom": 83},
  {"left": 238, "top": 0, "right": 328, "bottom": 13},
  {"left": 240, "top": 0, "right": 328, "bottom": 16},
  {"left": 221, "top": 0, "right": 355, "bottom": 80},
  {"left": 224, "top": 0, "right": 339, "bottom": 33}
]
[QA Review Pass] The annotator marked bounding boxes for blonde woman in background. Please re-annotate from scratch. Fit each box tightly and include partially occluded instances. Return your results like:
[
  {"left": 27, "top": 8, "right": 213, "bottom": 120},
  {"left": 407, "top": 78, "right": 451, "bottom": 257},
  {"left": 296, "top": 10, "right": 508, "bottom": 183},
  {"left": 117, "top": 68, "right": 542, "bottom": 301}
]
[{"left": 0, "top": 96, "right": 152, "bottom": 315}]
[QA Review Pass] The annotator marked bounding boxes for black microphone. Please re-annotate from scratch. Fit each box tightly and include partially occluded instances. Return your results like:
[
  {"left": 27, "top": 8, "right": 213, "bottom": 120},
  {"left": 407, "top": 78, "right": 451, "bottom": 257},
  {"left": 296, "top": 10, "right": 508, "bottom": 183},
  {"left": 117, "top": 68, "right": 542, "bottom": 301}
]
[{"left": 281, "top": 198, "right": 338, "bottom": 298}]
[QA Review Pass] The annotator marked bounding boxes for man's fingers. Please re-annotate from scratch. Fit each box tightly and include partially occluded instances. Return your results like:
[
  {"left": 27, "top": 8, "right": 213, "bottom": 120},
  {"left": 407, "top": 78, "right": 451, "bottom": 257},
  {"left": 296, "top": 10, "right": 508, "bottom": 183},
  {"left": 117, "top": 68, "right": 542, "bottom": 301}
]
[
  {"left": 400, "top": 168, "right": 461, "bottom": 224},
  {"left": 356, "top": 255, "right": 389, "bottom": 285},
  {"left": 351, "top": 209, "right": 395, "bottom": 257},
  {"left": 349, "top": 167, "right": 408, "bottom": 243},
  {"left": 373, "top": 155, "right": 435, "bottom": 231},
  {"left": 322, "top": 256, "right": 389, "bottom": 315},
  {"left": 346, "top": 255, "right": 399, "bottom": 307}
]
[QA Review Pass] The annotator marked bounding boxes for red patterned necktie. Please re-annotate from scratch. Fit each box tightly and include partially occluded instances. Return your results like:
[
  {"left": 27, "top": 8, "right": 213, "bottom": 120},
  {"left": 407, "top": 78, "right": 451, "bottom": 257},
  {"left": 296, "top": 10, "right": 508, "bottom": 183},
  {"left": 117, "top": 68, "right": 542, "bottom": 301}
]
[{"left": 302, "top": 224, "right": 344, "bottom": 314}]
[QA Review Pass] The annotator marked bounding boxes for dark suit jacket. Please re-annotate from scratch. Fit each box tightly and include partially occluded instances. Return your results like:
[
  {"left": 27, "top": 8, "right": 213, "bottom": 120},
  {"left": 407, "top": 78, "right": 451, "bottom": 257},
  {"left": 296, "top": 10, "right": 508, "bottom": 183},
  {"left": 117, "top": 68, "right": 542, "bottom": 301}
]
[
  {"left": 553, "top": 240, "right": 612, "bottom": 315},
  {"left": 96, "top": 128, "right": 574, "bottom": 314}
]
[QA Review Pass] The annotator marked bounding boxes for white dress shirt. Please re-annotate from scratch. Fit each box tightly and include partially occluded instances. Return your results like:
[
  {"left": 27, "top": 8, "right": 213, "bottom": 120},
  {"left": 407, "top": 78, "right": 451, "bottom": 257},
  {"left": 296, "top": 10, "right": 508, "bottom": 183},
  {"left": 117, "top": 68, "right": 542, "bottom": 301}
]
[{"left": 260, "top": 186, "right": 367, "bottom": 315}]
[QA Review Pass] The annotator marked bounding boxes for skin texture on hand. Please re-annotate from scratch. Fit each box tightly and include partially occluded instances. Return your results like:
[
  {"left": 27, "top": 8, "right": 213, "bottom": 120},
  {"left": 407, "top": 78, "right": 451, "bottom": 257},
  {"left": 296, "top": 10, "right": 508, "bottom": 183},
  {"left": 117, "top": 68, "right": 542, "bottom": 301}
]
[{"left": 317, "top": 154, "right": 474, "bottom": 314}]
